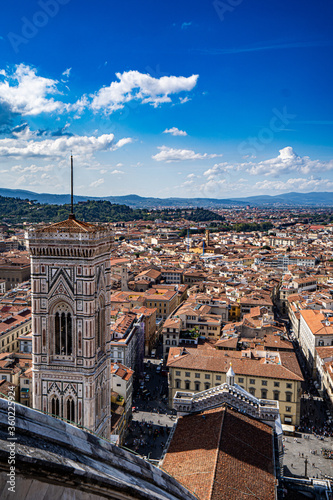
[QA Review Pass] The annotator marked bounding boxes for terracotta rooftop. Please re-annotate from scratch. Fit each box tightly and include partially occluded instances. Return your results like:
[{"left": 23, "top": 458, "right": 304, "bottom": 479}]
[
  {"left": 32, "top": 215, "right": 102, "bottom": 234},
  {"left": 301, "top": 309, "right": 333, "bottom": 336},
  {"left": 167, "top": 346, "right": 303, "bottom": 381},
  {"left": 162, "top": 406, "right": 276, "bottom": 500}
]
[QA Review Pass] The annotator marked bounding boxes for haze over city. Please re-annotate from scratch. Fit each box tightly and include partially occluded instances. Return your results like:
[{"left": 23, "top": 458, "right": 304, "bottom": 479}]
[{"left": 0, "top": 0, "right": 332, "bottom": 199}]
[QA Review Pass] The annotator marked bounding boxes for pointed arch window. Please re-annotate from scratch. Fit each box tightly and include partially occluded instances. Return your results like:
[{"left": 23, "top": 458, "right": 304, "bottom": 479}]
[
  {"left": 96, "top": 297, "right": 105, "bottom": 352},
  {"left": 54, "top": 305, "right": 73, "bottom": 356},
  {"left": 66, "top": 398, "right": 75, "bottom": 423},
  {"left": 51, "top": 397, "right": 60, "bottom": 417}
]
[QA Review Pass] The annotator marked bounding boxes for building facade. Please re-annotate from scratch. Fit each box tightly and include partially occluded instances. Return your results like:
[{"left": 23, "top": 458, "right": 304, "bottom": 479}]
[
  {"left": 26, "top": 215, "right": 113, "bottom": 438},
  {"left": 167, "top": 347, "right": 303, "bottom": 426}
]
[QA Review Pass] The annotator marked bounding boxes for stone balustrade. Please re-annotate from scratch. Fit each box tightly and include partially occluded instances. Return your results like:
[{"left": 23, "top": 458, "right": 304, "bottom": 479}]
[{"left": 173, "top": 382, "right": 279, "bottom": 423}]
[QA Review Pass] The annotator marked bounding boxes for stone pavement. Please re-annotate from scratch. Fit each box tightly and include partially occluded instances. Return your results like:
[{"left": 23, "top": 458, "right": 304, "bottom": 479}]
[
  {"left": 283, "top": 432, "right": 333, "bottom": 479},
  {"left": 123, "top": 357, "right": 178, "bottom": 461},
  {"left": 124, "top": 412, "right": 177, "bottom": 460}
]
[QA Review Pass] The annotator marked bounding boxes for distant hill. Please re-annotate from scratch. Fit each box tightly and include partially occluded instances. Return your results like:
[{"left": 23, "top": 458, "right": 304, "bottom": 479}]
[
  {"left": 0, "top": 196, "right": 225, "bottom": 225},
  {"left": 0, "top": 188, "right": 332, "bottom": 208}
]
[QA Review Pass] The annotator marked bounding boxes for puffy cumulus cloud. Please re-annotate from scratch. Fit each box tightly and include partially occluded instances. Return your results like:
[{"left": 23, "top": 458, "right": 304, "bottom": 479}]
[
  {"left": 248, "top": 147, "right": 333, "bottom": 176},
  {"left": 152, "top": 146, "right": 221, "bottom": 162},
  {"left": 203, "top": 162, "right": 241, "bottom": 180},
  {"left": 254, "top": 176, "right": 333, "bottom": 192},
  {"left": 163, "top": 127, "right": 187, "bottom": 136},
  {"left": 68, "top": 95, "right": 89, "bottom": 115},
  {"left": 111, "top": 169, "right": 125, "bottom": 175},
  {"left": 0, "top": 127, "right": 132, "bottom": 159},
  {"left": 90, "top": 71, "right": 198, "bottom": 113},
  {"left": 0, "top": 65, "right": 197, "bottom": 118},
  {"left": 0, "top": 64, "right": 65, "bottom": 116}
]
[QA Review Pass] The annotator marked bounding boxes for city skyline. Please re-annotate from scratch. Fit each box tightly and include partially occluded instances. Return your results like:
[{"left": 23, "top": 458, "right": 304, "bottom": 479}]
[{"left": 0, "top": 0, "right": 332, "bottom": 199}]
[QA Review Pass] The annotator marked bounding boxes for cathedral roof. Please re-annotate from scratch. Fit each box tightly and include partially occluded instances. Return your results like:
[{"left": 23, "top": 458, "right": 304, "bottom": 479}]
[{"left": 34, "top": 215, "right": 102, "bottom": 234}]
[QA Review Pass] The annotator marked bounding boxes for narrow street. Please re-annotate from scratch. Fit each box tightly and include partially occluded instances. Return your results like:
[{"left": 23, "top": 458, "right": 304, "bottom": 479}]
[{"left": 123, "top": 356, "right": 177, "bottom": 461}]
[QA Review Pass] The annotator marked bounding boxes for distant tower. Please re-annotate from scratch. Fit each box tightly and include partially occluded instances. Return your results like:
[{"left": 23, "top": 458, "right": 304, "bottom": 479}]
[
  {"left": 25, "top": 157, "right": 113, "bottom": 438},
  {"left": 205, "top": 229, "right": 210, "bottom": 247},
  {"left": 120, "top": 264, "right": 129, "bottom": 291}
]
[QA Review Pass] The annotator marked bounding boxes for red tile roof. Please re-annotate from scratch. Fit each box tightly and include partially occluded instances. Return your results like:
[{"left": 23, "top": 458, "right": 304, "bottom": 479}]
[
  {"left": 33, "top": 215, "right": 101, "bottom": 233},
  {"left": 162, "top": 406, "right": 276, "bottom": 500}
]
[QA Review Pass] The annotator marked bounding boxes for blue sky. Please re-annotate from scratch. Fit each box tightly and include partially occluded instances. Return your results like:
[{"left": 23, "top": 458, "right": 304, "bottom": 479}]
[{"left": 0, "top": 0, "right": 332, "bottom": 198}]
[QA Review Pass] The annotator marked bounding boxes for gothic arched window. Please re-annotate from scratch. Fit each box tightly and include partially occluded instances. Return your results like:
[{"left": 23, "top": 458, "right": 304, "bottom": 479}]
[
  {"left": 54, "top": 304, "right": 73, "bottom": 356},
  {"left": 66, "top": 398, "right": 75, "bottom": 423},
  {"left": 51, "top": 397, "right": 60, "bottom": 417},
  {"left": 96, "top": 297, "right": 105, "bottom": 352}
]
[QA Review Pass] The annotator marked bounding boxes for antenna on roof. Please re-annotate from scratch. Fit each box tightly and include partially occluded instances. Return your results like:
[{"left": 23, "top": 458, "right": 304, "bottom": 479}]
[{"left": 69, "top": 153, "right": 75, "bottom": 220}]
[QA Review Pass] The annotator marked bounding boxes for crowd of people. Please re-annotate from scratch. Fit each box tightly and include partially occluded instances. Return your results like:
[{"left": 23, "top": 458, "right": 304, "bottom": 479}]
[{"left": 125, "top": 419, "right": 170, "bottom": 456}]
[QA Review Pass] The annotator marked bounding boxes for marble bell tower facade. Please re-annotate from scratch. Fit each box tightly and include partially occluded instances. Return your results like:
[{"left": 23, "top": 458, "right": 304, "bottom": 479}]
[{"left": 26, "top": 215, "right": 113, "bottom": 438}]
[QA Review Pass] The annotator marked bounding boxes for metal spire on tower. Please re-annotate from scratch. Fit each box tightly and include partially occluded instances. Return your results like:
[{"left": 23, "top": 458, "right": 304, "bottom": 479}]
[{"left": 69, "top": 153, "right": 75, "bottom": 219}]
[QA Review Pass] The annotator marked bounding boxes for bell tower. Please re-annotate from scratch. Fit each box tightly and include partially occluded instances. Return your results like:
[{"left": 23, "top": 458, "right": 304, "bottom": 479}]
[{"left": 26, "top": 161, "right": 112, "bottom": 438}]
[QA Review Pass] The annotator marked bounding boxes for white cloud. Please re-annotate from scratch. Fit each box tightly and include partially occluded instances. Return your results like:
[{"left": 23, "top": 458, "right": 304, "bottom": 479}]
[
  {"left": 113, "top": 137, "right": 133, "bottom": 149},
  {"left": 248, "top": 146, "right": 333, "bottom": 176},
  {"left": 176, "top": 177, "right": 244, "bottom": 197},
  {"left": 111, "top": 169, "right": 125, "bottom": 175},
  {"left": 255, "top": 176, "right": 333, "bottom": 192},
  {"left": 90, "top": 178, "right": 104, "bottom": 188},
  {"left": 152, "top": 146, "right": 222, "bottom": 162},
  {"left": 62, "top": 68, "right": 71, "bottom": 78},
  {"left": 11, "top": 164, "right": 53, "bottom": 174},
  {"left": 0, "top": 64, "right": 64, "bottom": 116},
  {"left": 90, "top": 70, "right": 198, "bottom": 113},
  {"left": 163, "top": 127, "right": 187, "bottom": 136},
  {"left": 203, "top": 162, "right": 240, "bottom": 180},
  {"left": 68, "top": 95, "right": 89, "bottom": 115},
  {"left": 0, "top": 127, "right": 132, "bottom": 159},
  {"left": 181, "top": 22, "right": 192, "bottom": 29},
  {"left": 199, "top": 147, "right": 333, "bottom": 181},
  {"left": 0, "top": 65, "right": 197, "bottom": 118}
]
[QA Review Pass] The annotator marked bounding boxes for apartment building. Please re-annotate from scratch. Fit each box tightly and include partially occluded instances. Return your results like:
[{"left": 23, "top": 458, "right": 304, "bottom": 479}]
[
  {"left": 0, "top": 305, "right": 31, "bottom": 353},
  {"left": 132, "top": 306, "right": 157, "bottom": 355},
  {"left": 299, "top": 309, "right": 333, "bottom": 377},
  {"left": 167, "top": 346, "right": 303, "bottom": 426},
  {"left": 111, "top": 362, "right": 134, "bottom": 444},
  {"left": 0, "top": 352, "right": 32, "bottom": 406},
  {"left": 144, "top": 287, "right": 178, "bottom": 320},
  {"left": 0, "top": 253, "right": 31, "bottom": 291},
  {"left": 160, "top": 269, "right": 183, "bottom": 284},
  {"left": 240, "top": 293, "right": 273, "bottom": 318},
  {"left": 110, "top": 312, "right": 144, "bottom": 376},
  {"left": 315, "top": 346, "right": 333, "bottom": 407}
]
